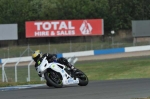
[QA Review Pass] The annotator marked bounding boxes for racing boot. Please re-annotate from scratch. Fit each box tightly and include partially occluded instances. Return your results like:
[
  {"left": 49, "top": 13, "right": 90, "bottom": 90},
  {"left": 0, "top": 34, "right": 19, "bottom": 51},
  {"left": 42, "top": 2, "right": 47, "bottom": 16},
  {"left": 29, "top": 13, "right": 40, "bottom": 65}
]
[
  {"left": 67, "top": 63, "right": 77, "bottom": 79},
  {"left": 67, "top": 63, "right": 76, "bottom": 71}
]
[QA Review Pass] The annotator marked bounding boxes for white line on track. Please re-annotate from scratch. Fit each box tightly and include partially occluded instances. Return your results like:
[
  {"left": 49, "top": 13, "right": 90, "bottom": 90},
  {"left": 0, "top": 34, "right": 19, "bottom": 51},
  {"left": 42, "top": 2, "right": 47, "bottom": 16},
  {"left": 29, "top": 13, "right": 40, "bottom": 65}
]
[{"left": 0, "top": 84, "right": 45, "bottom": 91}]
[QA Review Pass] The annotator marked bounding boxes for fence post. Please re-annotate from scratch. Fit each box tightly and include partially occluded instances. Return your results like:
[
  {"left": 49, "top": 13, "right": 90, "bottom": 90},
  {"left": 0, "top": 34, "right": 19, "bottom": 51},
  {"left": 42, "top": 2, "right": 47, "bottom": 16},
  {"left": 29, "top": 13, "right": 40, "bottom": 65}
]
[
  {"left": 70, "top": 40, "right": 72, "bottom": 52},
  {"left": 15, "top": 61, "right": 19, "bottom": 82},
  {"left": 15, "top": 57, "right": 22, "bottom": 82},
  {"left": 27, "top": 60, "right": 34, "bottom": 82},
  {"left": 7, "top": 47, "right": 9, "bottom": 58},
  {"left": 48, "top": 42, "right": 50, "bottom": 53},
  {"left": 2, "top": 58, "right": 9, "bottom": 82},
  {"left": 91, "top": 38, "right": 93, "bottom": 50}
]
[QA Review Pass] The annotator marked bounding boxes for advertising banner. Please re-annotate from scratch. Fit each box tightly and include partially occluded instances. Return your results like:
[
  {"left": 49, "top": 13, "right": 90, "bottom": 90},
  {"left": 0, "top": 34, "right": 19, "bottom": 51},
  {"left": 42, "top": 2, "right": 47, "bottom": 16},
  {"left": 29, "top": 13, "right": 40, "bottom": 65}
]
[
  {"left": 25, "top": 19, "right": 104, "bottom": 38},
  {"left": 132, "top": 20, "right": 150, "bottom": 37},
  {"left": 0, "top": 24, "right": 18, "bottom": 40}
]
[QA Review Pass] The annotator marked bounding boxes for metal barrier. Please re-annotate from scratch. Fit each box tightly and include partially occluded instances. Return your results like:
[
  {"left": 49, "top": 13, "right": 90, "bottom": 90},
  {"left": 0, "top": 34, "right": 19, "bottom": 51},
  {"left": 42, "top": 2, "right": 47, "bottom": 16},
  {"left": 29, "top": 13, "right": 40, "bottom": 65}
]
[
  {"left": 27, "top": 60, "right": 34, "bottom": 82},
  {"left": 1, "top": 56, "right": 32, "bottom": 82},
  {"left": 2, "top": 58, "right": 9, "bottom": 82}
]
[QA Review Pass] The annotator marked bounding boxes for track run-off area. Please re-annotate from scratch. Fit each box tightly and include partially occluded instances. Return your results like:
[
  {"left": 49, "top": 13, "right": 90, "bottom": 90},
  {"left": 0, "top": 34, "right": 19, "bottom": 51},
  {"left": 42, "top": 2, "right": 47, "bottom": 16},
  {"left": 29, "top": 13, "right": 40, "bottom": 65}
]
[
  {"left": 1, "top": 50, "right": 150, "bottom": 99},
  {"left": 0, "top": 79, "right": 150, "bottom": 99}
]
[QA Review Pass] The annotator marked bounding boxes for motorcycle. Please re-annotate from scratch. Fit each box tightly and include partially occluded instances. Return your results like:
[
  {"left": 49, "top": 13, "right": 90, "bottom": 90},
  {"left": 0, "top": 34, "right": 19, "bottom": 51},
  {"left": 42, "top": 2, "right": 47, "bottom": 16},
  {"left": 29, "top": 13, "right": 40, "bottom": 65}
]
[{"left": 37, "top": 57, "right": 88, "bottom": 88}]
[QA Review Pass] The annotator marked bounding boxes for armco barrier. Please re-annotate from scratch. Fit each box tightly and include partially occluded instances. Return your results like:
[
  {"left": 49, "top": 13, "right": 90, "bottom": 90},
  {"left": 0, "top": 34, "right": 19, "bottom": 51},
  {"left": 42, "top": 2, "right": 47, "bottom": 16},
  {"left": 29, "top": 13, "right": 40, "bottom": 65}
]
[
  {"left": 63, "top": 50, "right": 94, "bottom": 57},
  {"left": 0, "top": 54, "right": 63, "bottom": 64},
  {"left": 1, "top": 45, "right": 150, "bottom": 64},
  {"left": 1, "top": 56, "right": 32, "bottom": 64},
  {"left": 57, "top": 53, "right": 63, "bottom": 58},
  {"left": 94, "top": 48, "right": 125, "bottom": 55},
  {"left": 125, "top": 45, "right": 150, "bottom": 52}
]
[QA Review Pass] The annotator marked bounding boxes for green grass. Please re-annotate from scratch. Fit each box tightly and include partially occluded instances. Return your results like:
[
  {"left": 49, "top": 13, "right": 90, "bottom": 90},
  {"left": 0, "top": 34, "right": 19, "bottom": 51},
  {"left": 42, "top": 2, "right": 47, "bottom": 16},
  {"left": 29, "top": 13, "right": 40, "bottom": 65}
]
[
  {"left": 1, "top": 56, "right": 150, "bottom": 87},
  {"left": 75, "top": 57, "right": 150, "bottom": 81}
]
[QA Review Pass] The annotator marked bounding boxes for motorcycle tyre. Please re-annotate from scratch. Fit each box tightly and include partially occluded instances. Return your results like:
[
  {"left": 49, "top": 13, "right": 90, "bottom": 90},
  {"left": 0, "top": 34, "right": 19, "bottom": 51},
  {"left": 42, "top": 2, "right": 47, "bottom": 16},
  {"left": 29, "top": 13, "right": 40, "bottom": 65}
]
[
  {"left": 75, "top": 69, "right": 88, "bottom": 86},
  {"left": 44, "top": 71, "right": 63, "bottom": 88},
  {"left": 46, "top": 81, "right": 53, "bottom": 87}
]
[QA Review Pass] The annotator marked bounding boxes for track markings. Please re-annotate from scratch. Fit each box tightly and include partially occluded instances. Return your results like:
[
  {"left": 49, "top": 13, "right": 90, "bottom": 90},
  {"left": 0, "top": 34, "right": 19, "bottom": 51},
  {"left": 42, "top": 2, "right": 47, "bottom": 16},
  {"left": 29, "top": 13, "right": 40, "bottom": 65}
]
[{"left": 0, "top": 84, "right": 45, "bottom": 91}]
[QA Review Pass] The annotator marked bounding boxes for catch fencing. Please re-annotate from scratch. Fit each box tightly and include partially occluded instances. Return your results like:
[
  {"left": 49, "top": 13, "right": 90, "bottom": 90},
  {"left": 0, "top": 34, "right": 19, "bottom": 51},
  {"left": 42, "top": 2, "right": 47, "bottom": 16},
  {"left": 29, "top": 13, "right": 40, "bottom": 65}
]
[{"left": 1, "top": 35, "right": 150, "bottom": 59}]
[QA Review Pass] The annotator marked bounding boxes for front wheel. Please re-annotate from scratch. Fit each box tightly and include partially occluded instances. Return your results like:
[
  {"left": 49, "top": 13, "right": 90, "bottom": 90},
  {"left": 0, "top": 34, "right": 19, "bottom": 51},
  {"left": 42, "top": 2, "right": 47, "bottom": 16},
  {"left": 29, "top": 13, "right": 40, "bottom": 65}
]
[
  {"left": 44, "top": 69, "right": 63, "bottom": 88},
  {"left": 75, "top": 69, "right": 88, "bottom": 86},
  {"left": 46, "top": 81, "right": 53, "bottom": 87}
]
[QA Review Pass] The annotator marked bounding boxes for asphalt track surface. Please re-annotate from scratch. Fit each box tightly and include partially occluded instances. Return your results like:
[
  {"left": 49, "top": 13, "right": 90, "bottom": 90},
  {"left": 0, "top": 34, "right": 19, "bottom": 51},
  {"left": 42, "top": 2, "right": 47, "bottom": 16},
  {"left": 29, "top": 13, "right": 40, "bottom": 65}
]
[
  {"left": 1, "top": 51, "right": 150, "bottom": 99},
  {"left": 0, "top": 79, "right": 150, "bottom": 99}
]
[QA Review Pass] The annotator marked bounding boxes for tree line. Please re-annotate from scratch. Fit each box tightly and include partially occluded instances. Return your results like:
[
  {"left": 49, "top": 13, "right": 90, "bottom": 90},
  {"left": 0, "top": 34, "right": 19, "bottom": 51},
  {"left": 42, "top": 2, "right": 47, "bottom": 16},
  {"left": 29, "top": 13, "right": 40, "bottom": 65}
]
[{"left": 0, "top": 0, "right": 150, "bottom": 45}]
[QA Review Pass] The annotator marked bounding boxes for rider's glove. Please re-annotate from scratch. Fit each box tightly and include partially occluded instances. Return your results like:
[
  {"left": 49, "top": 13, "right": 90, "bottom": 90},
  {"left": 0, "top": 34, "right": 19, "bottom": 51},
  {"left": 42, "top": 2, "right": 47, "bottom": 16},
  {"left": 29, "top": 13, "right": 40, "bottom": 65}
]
[{"left": 52, "top": 55, "right": 57, "bottom": 62}]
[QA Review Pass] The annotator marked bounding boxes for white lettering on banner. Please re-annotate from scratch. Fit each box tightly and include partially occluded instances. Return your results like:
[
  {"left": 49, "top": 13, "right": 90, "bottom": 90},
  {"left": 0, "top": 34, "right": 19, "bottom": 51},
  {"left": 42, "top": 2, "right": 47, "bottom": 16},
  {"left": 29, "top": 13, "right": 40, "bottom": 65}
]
[
  {"left": 57, "top": 30, "right": 75, "bottom": 36},
  {"left": 34, "top": 30, "right": 75, "bottom": 36},
  {"left": 51, "top": 31, "right": 55, "bottom": 36},
  {"left": 34, "top": 21, "right": 75, "bottom": 31},
  {"left": 59, "top": 21, "right": 67, "bottom": 29},
  {"left": 34, "top": 22, "right": 42, "bottom": 30},
  {"left": 35, "top": 31, "right": 49, "bottom": 36},
  {"left": 68, "top": 21, "right": 75, "bottom": 29},
  {"left": 43, "top": 22, "right": 51, "bottom": 30},
  {"left": 52, "top": 22, "right": 59, "bottom": 30}
]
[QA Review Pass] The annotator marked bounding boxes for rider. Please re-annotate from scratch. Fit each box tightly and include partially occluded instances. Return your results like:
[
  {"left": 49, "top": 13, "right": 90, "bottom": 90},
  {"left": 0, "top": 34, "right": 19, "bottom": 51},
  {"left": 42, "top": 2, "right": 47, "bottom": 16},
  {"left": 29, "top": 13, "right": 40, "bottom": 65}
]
[{"left": 31, "top": 50, "right": 76, "bottom": 77}]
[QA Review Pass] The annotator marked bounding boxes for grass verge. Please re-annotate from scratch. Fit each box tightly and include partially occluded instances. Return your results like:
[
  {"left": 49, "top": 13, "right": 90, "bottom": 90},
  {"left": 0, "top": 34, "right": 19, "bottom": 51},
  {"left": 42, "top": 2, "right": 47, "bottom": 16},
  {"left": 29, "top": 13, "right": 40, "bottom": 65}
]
[
  {"left": 76, "top": 57, "right": 150, "bottom": 81},
  {"left": 0, "top": 56, "right": 150, "bottom": 87}
]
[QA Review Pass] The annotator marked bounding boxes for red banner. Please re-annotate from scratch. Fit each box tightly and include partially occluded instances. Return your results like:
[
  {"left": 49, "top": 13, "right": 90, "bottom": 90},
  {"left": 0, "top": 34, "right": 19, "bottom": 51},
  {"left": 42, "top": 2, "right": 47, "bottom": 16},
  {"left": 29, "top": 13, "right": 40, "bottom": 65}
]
[{"left": 25, "top": 19, "right": 104, "bottom": 38}]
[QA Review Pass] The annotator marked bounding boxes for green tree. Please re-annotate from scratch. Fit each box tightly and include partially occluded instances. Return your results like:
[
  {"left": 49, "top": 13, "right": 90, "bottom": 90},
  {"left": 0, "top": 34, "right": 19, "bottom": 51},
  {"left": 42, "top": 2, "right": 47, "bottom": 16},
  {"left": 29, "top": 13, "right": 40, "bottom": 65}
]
[{"left": 1, "top": 0, "right": 150, "bottom": 44}]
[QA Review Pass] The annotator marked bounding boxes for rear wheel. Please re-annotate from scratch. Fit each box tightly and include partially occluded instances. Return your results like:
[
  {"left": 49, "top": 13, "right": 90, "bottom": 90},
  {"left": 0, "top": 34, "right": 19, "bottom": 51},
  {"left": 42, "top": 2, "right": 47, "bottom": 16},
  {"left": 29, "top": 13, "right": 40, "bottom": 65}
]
[
  {"left": 75, "top": 69, "right": 88, "bottom": 86},
  {"left": 44, "top": 69, "right": 63, "bottom": 88}
]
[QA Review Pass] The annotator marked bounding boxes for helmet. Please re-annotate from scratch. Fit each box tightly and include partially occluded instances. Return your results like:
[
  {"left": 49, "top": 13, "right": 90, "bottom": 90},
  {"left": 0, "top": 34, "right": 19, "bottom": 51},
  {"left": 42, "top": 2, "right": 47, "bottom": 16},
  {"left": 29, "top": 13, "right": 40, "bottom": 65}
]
[{"left": 32, "top": 50, "right": 42, "bottom": 62}]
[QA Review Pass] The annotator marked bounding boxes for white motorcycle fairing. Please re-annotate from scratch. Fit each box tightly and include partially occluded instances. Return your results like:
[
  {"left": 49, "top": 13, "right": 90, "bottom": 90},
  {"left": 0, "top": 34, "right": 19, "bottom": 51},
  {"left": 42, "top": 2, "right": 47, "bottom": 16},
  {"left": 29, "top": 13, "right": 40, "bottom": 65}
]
[{"left": 37, "top": 57, "right": 79, "bottom": 86}]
